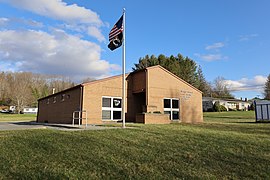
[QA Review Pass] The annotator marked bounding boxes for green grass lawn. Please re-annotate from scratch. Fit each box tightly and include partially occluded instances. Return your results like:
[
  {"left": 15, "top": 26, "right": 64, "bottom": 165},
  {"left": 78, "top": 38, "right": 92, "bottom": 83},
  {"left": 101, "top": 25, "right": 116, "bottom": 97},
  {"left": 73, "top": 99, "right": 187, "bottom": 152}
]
[
  {"left": 0, "top": 111, "right": 269, "bottom": 179},
  {"left": 0, "top": 113, "right": 37, "bottom": 122}
]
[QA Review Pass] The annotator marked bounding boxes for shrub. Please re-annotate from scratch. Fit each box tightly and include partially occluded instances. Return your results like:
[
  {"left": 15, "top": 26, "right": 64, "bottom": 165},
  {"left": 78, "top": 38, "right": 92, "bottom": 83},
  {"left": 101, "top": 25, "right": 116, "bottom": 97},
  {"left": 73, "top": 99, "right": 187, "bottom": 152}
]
[
  {"left": 220, "top": 105, "right": 227, "bottom": 111},
  {"left": 213, "top": 101, "right": 227, "bottom": 112}
]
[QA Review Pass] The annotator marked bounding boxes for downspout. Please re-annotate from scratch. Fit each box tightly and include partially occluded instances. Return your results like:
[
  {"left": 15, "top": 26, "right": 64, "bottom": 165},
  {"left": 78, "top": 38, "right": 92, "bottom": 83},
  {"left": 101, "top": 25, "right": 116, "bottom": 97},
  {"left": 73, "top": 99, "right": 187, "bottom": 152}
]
[
  {"left": 36, "top": 100, "right": 39, "bottom": 123},
  {"left": 145, "top": 69, "right": 148, "bottom": 110},
  {"left": 79, "top": 85, "right": 84, "bottom": 124}
]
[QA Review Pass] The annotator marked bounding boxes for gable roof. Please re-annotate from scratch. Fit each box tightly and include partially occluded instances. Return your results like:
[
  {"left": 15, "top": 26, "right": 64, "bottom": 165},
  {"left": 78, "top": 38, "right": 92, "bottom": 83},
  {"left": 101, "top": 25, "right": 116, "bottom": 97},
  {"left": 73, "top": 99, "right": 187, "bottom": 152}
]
[
  {"left": 38, "top": 65, "right": 202, "bottom": 101},
  {"left": 146, "top": 65, "right": 202, "bottom": 93},
  {"left": 82, "top": 73, "right": 129, "bottom": 86}
]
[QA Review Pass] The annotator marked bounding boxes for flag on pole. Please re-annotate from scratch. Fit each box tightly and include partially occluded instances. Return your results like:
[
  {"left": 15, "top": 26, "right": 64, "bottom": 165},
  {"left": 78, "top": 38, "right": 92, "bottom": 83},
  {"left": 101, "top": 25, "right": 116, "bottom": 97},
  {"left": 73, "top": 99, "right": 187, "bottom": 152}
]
[
  {"left": 108, "top": 10, "right": 126, "bottom": 128},
  {"left": 108, "top": 15, "right": 124, "bottom": 51}
]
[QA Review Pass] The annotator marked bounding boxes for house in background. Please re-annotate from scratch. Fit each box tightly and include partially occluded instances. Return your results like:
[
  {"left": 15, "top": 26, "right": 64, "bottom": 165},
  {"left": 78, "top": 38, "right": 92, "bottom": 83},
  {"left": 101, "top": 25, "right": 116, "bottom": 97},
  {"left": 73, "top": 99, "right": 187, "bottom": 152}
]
[
  {"left": 37, "top": 66, "right": 203, "bottom": 124},
  {"left": 203, "top": 97, "right": 251, "bottom": 112},
  {"left": 23, "top": 107, "right": 38, "bottom": 114}
]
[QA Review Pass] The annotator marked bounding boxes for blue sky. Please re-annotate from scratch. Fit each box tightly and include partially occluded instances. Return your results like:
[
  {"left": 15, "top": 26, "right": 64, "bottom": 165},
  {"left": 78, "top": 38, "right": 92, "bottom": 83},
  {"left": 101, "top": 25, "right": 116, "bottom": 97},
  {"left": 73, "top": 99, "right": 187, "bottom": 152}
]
[{"left": 0, "top": 0, "right": 269, "bottom": 99}]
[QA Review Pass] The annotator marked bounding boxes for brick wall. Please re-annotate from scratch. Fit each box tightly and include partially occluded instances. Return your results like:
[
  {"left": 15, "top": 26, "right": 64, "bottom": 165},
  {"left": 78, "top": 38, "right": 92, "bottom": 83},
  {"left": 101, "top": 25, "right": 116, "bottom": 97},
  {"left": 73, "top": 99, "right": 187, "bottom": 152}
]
[
  {"left": 37, "top": 86, "right": 82, "bottom": 124},
  {"left": 82, "top": 76, "right": 127, "bottom": 124},
  {"left": 146, "top": 66, "right": 203, "bottom": 123}
]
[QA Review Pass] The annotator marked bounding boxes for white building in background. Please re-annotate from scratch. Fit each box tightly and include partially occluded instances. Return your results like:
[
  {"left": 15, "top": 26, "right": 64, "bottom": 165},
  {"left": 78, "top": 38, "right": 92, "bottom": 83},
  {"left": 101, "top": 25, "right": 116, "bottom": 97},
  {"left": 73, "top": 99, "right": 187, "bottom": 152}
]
[
  {"left": 203, "top": 97, "right": 251, "bottom": 112},
  {"left": 23, "top": 107, "right": 38, "bottom": 114},
  {"left": 9, "top": 106, "right": 16, "bottom": 112}
]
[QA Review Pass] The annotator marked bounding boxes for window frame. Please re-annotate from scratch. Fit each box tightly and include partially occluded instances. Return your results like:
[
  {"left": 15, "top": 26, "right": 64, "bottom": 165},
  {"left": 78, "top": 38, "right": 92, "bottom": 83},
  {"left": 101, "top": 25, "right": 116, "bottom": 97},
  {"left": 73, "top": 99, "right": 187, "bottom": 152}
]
[
  {"left": 163, "top": 98, "right": 180, "bottom": 120},
  {"left": 102, "top": 96, "right": 122, "bottom": 121}
]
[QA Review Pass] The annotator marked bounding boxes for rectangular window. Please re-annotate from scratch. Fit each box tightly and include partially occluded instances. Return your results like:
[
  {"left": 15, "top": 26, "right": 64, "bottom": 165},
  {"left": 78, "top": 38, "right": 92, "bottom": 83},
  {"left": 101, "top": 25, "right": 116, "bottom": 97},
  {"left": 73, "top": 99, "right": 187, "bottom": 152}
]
[
  {"left": 164, "top": 99, "right": 171, "bottom": 108},
  {"left": 102, "top": 110, "right": 111, "bottom": 120},
  {"left": 172, "top": 111, "right": 179, "bottom": 120},
  {"left": 102, "top": 98, "right": 111, "bottom": 107},
  {"left": 53, "top": 97, "right": 56, "bottom": 103},
  {"left": 102, "top": 97, "right": 122, "bottom": 120},
  {"left": 61, "top": 94, "right": 65, "bottom": 101},
  {"left": 113, "top": 98, "right": 121, "bottom": 108},
  {"left": 164, "top": 98, "right": 180, "bottom": 120},
  {"left": 172, "top": 99, "right": 179, "bottom": 108},
  {"left": 113, "top": 111, "right": 121, "bottom": 120}
]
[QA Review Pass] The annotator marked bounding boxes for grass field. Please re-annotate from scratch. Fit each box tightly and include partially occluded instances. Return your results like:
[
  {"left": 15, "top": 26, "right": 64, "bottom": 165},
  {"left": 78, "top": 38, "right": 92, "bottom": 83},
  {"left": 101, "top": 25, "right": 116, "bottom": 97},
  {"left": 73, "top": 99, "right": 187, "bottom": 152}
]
[
  {"left": 0, "top": 111, "right": 269, "bottom": 179},
  {"left": 0, "top": 113, "right": 37, "bottom": 122}
]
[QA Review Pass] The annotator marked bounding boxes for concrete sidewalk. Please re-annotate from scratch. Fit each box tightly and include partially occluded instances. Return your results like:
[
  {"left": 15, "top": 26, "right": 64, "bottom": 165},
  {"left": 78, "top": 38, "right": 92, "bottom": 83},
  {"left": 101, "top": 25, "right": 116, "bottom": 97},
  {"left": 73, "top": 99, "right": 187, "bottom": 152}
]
[{"left": 0, "top": 121, "right": 121, "bottom": 131}]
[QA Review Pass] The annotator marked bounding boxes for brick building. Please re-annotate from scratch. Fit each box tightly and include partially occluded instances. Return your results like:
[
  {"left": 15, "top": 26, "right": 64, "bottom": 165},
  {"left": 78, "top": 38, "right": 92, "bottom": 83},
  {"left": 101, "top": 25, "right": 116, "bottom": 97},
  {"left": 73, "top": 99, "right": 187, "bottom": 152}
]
[{"left": 37, "top": 66, "right": 203, "bottom": 124}]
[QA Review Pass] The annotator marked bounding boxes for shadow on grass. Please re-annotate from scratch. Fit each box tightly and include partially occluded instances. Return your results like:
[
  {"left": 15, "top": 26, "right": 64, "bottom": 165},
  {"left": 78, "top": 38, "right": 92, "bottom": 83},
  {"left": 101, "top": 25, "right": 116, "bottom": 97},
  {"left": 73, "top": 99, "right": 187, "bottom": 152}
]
[
  {"left": 195, "top": 122, "right": 270, "bottom": 136},
  {"left": 204, "top": 116, "right": 255, "bottom": 120},
  {"left": 231, "top": 121, "right": 270, "bottom": 124}
]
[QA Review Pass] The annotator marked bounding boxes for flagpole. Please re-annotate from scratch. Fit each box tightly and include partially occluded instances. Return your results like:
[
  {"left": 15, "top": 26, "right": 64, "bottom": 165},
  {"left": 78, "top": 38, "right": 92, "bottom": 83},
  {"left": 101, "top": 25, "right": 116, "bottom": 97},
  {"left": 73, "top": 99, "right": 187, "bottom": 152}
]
[{"left": 122, "top": 8, "right": 126, "bottom": 128}]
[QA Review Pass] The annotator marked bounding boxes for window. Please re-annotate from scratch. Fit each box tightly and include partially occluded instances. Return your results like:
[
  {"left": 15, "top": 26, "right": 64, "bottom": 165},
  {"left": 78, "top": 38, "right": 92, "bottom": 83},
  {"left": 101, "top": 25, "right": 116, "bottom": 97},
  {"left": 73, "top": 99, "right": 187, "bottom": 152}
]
[
  {"left": 113, "top": 98, "right": 121, "bottom": 108},
  {"left": 61, "top": 94, "right": 65, "bottom": 101},
  {"left": 53, "top": 97, "right": 56, "bottom": 103},
  {"left": 172, "top": 99, "right": 179, "bottom": 108},
  {"left": 102, "top": 110, "right": 111, "bottom": 119},
  {"left": 164, "top": 99, "right": 170, "bottom": 108},
  {"left": 164, "top": 98, "right": 179, "bottom": 120},
  {"left": 102, "top": 97, "right": 122, "bottom": 120},
  {"left": 102, "top": 98, "right": 111, "bottom": 107}
]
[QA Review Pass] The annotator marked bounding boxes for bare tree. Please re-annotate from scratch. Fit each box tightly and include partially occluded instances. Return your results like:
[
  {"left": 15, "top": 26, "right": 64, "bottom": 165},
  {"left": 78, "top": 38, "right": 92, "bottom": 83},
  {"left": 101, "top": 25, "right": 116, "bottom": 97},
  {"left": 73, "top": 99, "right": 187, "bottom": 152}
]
[
  {"left": 0, "top": 72, "right": 75, "bottom": 109},
  {"left": 47, "top": 75, "right": 74, "bottom": 94},
  {"left": 7, "top": 72, "right": 34, "bottom": 113},
  {"left": 212, "top": 76, "right": 234, "bottom": 99},
  {"left": 264, "top": 74, "right": 270, "bottom": 100},
  {"left": 82, "top": 77, "right": 96, "bottom": 83}
]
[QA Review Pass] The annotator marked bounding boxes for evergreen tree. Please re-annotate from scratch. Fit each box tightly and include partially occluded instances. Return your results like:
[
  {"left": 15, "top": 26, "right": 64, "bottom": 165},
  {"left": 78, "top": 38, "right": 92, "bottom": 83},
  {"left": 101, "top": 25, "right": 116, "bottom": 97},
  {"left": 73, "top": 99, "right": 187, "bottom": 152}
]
[
  {"left": 264, "top": 74, "right": 270, "bottom": 100},
  {"left": 133, "top": 53, "right": 210, "bottom": 94},
  {"left": 197, "top": 66, "right": 211, "bottom": 96},
  {"left": 178, "top": 56, "right": 198, "bottom": 86}
]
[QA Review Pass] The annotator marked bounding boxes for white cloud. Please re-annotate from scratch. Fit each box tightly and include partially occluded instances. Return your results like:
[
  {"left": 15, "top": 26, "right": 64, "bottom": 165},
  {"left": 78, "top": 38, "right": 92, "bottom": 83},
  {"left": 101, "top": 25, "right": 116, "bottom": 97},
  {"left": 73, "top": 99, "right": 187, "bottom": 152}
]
[
  {"left": 224, "top": 75, "right": 267, "bottom": 92},
  {"left": 22, "top": 19, "right": 44, "bottom": 28},
  {"left": 0, "top": 29, "right": 120, "bottom": 80},
  {"left": 0, "top": 17, "right": 44, "bottom": 28},
  {"left": 0, "top": 17, "right": 9, "bottom": 25},
  {"left": 0, "top": 0, "right": 104, "bottom": 41},
  {"left": 87, "top": 26, "right": 105, "bottom": 42},
  {"left": 239, "top": 34, "right": 258, "bottom": 42},
  {"left": 195, "top": 42, "right": 227, "bottom": 62},
  {"left": 205, "top": 42, "right": 225, "bottom": 50},
  {"left": 195, "top": 53, "right": 227, "bottom": 62},
  {"left": 0, "top": 0, "right": 102, "bottom": 25}
]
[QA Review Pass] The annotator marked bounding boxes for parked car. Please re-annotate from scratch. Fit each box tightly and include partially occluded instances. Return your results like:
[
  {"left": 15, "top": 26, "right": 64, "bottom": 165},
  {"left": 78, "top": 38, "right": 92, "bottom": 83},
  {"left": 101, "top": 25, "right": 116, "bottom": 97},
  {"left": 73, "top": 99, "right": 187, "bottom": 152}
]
[{"left": 0, "top": 109, "right": 12, "bottom": 113}]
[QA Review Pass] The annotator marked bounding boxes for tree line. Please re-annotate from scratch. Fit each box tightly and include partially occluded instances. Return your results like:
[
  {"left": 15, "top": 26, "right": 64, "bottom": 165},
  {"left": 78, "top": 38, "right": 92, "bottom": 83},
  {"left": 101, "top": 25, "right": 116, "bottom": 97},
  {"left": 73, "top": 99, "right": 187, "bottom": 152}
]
[
  {"left": 133, "top": 54, "right": 234, "bottom": 98},
  {"left": 0, "top": 72, "right": 74, "bottom": 113}
]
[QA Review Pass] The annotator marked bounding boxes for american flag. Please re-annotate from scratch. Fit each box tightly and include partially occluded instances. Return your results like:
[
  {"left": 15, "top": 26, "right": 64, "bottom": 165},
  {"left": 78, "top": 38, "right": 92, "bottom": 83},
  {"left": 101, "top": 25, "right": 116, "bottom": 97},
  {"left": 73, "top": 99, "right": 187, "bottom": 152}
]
[{"left": 109, "top": 15, "right": 123, "bottom": 42}]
